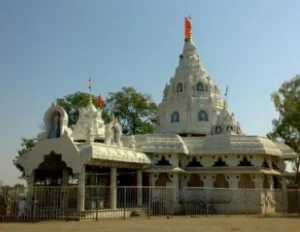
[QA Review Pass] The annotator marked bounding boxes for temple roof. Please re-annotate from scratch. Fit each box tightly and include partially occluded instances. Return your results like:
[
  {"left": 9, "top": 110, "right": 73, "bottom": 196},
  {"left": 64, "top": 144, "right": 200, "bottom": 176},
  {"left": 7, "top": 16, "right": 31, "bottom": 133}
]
[{"left": 122, "top": 134, "right": 297, "bottom": 158}]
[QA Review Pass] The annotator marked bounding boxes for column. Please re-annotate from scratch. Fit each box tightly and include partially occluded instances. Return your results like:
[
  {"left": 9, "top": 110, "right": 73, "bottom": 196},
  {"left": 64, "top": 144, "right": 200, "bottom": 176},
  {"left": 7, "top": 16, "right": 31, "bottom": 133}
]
[
  {"left": 255, "top": 175, "right": 264, "bottom": 189},
  {"left": 137, "top": 170, "right": 143, "bottom": 206},
  {"left": 27, "top": 170, "right": 35, "bottom": 196},
  {"left": 229, "top": 175, "right": 239, "bottom": 189},
  {"left": 78, "top": 165, "right": 86, "bottom": 212},
  {"left": 62, "top": 168, "right": 69, "bottom": 186},
  {"left": 172, "top": 173, "right": 179, "bottom": 204},
  {"left": 62, "top": 168, "right": 69, "bottom": 211},
  {"left": 27, "top": 171, "right": 35, "bottom": 217},
  {"left": 110, "top": 167, "right": 117, "bottom": 209}
]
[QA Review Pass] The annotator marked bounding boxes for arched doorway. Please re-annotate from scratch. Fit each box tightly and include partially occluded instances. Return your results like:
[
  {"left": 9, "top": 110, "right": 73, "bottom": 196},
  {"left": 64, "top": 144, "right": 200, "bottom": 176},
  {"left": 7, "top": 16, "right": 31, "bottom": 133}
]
[
  {"left": 34, "top": 151, "right": 73, "bottom": 211},
  {"left": 187, "top": 174, "right": 204, "bottom": 187},
  {"left": 238, "top": 174, "right": 255, "bottom": 189},
  {"left": 213, "top": 174, "right": 229, "bottom": 188}
]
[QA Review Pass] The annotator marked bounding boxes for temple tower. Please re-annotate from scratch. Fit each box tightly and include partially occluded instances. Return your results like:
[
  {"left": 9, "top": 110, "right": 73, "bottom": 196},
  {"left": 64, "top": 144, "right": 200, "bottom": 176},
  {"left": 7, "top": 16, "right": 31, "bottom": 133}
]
[{"left": 155, "top": 17, "right": 240, "bottom": 136}]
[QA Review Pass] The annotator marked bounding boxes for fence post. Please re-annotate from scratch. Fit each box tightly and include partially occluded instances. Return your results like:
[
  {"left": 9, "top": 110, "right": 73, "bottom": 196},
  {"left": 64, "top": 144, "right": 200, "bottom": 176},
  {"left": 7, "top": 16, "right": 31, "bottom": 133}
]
[
  {"left": 123, "top": 187, "right": 127, "bottom": 219},
  {"left": 33, "top": 187, "right": 37, "bottom": 221},
  {"left": 96, "top": 187, "right": 99, "bottom": 221},
  {"left": 148, "top": 187, "right": 151, "bottom": 218},
  {"left": 206, "top": 188, "right": 209, "bottom": 217},
  {"left": 65, "top": 187, "right": 69, "bottom": 221}
]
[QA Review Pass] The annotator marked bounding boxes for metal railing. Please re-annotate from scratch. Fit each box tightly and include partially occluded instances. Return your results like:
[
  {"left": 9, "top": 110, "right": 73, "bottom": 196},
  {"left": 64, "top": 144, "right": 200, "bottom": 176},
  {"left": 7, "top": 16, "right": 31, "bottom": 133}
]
[{"left": 1, "top": 186, "right": 300, "bottom": 221}]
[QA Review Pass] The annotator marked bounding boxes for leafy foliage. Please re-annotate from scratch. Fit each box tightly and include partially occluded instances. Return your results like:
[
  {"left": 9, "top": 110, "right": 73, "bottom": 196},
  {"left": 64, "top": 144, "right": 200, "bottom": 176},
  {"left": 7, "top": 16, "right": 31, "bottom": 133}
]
[
  {"left": 268, "top": 75, "right": 300, "bottom": 182},
  {"left": 105, "top": 87, "right": 158, "bottom": 135}
]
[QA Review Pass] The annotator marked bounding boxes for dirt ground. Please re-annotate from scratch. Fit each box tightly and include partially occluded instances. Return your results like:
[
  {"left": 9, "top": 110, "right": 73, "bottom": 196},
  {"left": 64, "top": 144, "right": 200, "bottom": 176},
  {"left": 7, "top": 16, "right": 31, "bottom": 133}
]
[{"left": 1, "top": 216, "right": 300, "bottom": 232}]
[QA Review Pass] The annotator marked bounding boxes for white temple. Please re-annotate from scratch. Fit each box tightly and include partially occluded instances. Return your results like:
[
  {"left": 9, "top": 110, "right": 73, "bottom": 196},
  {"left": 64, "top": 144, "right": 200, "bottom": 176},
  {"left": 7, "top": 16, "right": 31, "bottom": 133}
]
[{"left": 16, "top": 18, "right": 297, "bottom": 215}]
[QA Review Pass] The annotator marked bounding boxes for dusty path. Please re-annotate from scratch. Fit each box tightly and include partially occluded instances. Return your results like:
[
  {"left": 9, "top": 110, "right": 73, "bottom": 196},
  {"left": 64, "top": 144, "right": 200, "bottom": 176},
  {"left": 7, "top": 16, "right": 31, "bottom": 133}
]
[{"left": 1, "top": 216, "right": 300, "bottom": 232}]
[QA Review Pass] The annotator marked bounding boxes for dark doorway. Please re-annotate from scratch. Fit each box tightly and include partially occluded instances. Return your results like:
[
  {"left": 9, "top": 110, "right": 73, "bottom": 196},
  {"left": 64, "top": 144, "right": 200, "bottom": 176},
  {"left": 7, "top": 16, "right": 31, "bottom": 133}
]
[{"left": 117, "top": 168, "right": 137, "bottom": 208}]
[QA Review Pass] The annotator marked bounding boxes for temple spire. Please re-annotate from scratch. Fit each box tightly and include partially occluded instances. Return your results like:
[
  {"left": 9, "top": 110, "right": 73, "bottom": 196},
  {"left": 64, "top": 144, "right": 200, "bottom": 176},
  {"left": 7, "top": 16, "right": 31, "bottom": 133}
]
[{"left": 184, "top": 16, "right": 192, "bottom": 41}]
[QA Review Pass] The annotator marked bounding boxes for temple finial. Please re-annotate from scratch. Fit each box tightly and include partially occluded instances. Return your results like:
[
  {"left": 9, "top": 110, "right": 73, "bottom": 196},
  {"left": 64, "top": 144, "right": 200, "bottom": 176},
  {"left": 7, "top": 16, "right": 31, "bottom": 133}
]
[
  {"left": 223, "top": 99, "right": 228, "bottom": 109},
  {"left": 184, "top": 16, "right": 192, "bottom": 41},
  {"left": 88, "top": 77, "right": 92, "bottom": 104}
]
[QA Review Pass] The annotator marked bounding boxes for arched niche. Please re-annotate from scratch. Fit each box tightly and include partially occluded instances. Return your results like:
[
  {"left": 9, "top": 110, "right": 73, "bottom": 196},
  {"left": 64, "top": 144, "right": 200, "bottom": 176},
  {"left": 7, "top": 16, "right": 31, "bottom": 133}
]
[
  {"left": 187, "top": 174, "right": 204, "bottom": 187},
  {"left": 213, "top": 174, "right": 229, "bottom": 188},
  {"left": 176, "top": 83, "right": 183, "bottom": 93},
  {"left": 44, "top": 104, "right": 69, "bottom": 139},
  {"left": 198, "top": 110, "right": 209, "bottom": 121},
  {"left": 196, "top": 82, "right": 204, "bottom": 91},
  {"left": 171, "top": 111, "right": 180, "bottom": 123},
  {"left": 155, "top": 173, "right": 172, "bottom": 187},
  {"left": 214, "top": 125, "right": 222, "bottom": 134},
  {"left": 238, "top": 174, "right": 254, "bottom": 189}
]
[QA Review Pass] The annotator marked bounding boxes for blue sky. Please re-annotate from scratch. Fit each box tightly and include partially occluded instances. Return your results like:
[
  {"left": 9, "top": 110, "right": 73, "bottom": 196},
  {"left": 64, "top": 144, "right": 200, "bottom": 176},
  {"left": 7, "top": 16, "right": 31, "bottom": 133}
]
[{"left": 0, "top": 0, "right": 299, "bottom": 184}]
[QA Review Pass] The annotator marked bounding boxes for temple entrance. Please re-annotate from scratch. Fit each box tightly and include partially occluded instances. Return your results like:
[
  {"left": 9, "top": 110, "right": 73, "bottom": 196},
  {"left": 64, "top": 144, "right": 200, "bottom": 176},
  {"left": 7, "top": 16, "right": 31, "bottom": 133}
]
[
  {"left": 34, "top": 152, "right": 72, "bottom": 186},
  {"left": 117, "top": 168, "right": 137, "bottom": 208},
  {"left": 33, "top": 152, "right": 73, "bottom": 212},
  {"left": 85, "top": 165, "right": 110, "bottom": 209}
]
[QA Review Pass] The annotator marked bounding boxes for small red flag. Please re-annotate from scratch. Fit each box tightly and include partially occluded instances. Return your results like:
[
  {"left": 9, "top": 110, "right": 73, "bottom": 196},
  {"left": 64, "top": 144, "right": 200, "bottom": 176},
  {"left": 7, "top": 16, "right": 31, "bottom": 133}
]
[
  {"left": 97, "top": 94, "right": 104, "bottom": 107},
  {"left": 185, "top": 17, "right": 192, "bottom": 39}
]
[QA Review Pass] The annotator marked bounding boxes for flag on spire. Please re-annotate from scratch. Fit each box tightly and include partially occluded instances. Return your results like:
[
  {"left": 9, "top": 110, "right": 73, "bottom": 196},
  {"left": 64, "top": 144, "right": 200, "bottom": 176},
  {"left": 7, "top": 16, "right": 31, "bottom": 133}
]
[
  {"left": 184, "top": 16, "right": 192, "bottom": 40},
  {"left": 97, "top": 94, "right": 104, "bottom": 107}
]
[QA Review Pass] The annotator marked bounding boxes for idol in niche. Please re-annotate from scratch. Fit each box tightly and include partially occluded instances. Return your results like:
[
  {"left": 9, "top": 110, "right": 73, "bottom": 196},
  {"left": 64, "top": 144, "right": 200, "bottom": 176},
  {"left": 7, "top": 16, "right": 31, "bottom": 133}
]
[{"left": 48, "top": 111, "right": 61, "bottom": 138}]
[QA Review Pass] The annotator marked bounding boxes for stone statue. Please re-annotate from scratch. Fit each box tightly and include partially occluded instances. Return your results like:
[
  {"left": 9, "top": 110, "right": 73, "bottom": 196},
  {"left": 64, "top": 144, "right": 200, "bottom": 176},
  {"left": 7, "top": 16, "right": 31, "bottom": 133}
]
[
  {"left": 48, "top": 112, "right": 61, "bottom": 138},
  {"left": 105, "top": 114, "right": 123, "bottom": 146}
]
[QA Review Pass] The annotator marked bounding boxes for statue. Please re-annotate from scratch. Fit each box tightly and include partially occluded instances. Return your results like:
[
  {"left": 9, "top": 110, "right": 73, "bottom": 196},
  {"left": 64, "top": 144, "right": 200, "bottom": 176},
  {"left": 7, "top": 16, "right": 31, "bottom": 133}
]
[
  {"left": 48, "top": 112, "right": 61, "bottom": 138},
  {"left": 105, "top": 114, "right": 123, "bottom": 146}
]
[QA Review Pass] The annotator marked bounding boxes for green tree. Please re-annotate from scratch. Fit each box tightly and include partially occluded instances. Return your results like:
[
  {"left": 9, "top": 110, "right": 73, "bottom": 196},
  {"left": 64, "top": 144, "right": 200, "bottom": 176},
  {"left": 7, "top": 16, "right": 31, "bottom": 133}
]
[
  {"left": 105, "top": 87, "right": 158, "bottom": 135},
  {"left": 268, "top": 75, "right": 300, "bottom": 183},
  {"left": 14, "top": 87, "right": 158, "bottom": 178}
]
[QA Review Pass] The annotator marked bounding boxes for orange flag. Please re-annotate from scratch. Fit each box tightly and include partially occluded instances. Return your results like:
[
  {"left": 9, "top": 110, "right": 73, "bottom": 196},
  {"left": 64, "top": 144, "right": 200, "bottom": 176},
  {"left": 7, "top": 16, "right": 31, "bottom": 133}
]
[
  {"left": 97, "top": 94, "right": 104, "bottom": 107},
  {"left": 185, "top": 17, "right": 192, "bottom": 39}
]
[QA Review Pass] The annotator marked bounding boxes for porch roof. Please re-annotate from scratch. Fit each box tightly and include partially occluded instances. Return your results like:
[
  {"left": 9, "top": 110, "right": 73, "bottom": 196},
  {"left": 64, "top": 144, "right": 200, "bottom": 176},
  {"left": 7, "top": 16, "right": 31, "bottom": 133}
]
[{"left": 79, "top": 143, "right": 151, "bottom": 165}]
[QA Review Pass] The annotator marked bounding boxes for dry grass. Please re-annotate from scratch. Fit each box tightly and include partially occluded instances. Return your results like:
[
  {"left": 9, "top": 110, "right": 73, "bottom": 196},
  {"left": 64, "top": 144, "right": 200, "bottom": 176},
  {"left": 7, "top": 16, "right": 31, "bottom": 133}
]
[{"left": 1, "top": 216, "right": 300, "bottom": 232}]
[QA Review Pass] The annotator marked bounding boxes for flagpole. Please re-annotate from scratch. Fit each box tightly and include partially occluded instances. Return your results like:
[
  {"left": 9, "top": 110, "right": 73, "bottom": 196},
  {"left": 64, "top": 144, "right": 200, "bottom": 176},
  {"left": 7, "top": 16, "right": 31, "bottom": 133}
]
[
  {"left": 88, "top": 77, "right": 92, "bottom": 104},
  {"left": 225, "top": 86, "right": 228, "bottom": 103}
]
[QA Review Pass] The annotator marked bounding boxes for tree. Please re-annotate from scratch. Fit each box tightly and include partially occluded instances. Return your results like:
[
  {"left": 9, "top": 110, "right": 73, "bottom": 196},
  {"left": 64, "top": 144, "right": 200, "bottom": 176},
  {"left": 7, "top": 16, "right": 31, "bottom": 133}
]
[
  {"left": 105, "top": 87, "right": 158, "bottom": 135},
  {"left": 268, "top": 75, "right": 300, "bottom": 183},
  {"left": 14, "top": 87, "right": 158, "bottom": 178}
]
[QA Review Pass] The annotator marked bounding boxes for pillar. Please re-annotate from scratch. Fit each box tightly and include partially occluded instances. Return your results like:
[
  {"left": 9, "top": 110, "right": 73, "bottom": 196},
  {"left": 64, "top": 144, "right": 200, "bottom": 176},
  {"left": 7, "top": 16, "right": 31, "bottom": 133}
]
[
  {"left": 62, "top": 168, "right": 69, "bottom": 211},
  {"left": 62, "top": 168, "right": 69, "bottom": 186},
  {"left": 255, "top": 175, "right": 264, "bottom": 189},
  {"left": 78, "top": 165, "right": 86, "bottom": 212},
  {"left": 137, "top": 170, "right": 143, "bottom": 206},
  {"left": 229, "top": 175, "right": 239, "bottom": 189},
  {"left": 27, "top": 170, "right": 35, "bottom": 195},
  {"left": 110, "top": 167, "right": 117, "bottom": 209},
  {"left": 172, "top": 173, "right": 179, "bottom": 204}
]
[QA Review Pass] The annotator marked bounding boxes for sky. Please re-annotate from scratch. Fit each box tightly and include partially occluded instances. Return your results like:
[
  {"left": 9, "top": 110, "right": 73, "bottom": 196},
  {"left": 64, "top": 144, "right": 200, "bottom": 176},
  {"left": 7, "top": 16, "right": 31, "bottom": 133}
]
[{"left": 0, "top": 0, "right": 299, "bottom": 185}]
